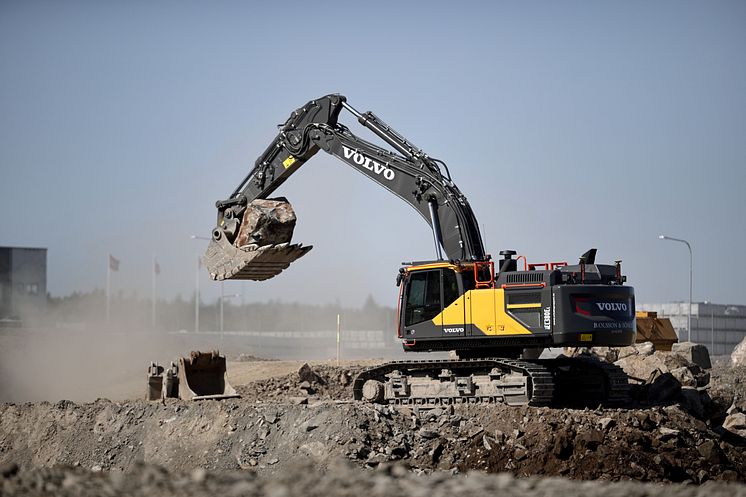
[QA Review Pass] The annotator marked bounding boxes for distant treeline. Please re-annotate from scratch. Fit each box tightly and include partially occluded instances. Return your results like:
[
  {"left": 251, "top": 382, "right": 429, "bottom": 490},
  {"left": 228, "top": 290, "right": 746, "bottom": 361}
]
[{"left": 40, "top": 290, "right": 396, "bottom": 332}]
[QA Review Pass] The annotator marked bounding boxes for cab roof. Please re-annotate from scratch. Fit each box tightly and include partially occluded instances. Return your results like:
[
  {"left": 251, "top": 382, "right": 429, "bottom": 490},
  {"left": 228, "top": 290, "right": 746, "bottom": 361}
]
[{"left": 404, "top": 261, "right": 475, "bottom": 272}]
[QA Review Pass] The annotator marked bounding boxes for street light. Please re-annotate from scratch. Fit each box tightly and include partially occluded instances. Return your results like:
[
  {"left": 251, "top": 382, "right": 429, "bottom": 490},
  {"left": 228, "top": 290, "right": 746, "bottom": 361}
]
[
  {"left": 190, "top": 235, "right": 212, "bottom": 334},
  {"left": 659, "top": 235, "right": 692, "bottom": 342}
]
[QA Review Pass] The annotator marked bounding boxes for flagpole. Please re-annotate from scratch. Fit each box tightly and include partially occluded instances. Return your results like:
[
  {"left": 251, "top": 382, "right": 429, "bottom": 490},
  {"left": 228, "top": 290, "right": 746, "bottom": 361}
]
[
  {"left": 195, "top": 256, "right": 200, "bottom": 333},
  {"left": 151, "top": 254, "right": 156, "bottom": 330},
  {"left": 106, "top": 254, "right": 111, "bottom": 324},
  {"left": 336, "top": 313, "right": 341, "bottom": 365}
]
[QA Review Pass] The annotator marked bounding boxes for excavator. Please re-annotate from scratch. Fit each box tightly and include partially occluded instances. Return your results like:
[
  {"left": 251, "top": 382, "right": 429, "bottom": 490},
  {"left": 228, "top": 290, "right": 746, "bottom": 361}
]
[{"left": 202, "top": 94, "right": 636, "bottom": 407}]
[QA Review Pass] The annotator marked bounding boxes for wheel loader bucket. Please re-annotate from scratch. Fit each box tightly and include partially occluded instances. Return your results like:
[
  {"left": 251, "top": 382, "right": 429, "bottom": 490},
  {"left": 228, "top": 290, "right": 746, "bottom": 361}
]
[
  {"left": 177, "top": 351, "right": 240, "bottom": 400},
  {"left": 204, "top": 198, "right": 312, "bottom": 281}
]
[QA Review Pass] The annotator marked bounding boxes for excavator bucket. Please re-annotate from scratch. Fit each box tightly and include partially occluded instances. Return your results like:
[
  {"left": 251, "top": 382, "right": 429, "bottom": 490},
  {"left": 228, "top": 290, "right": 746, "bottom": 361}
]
[
  {"left": 146, "top": 362, "right": 165, "bottom": 401},
  {"left": 204, "top": 238, "right": 312, "bottom": 281},
  {"left": 146, "top": 362, "right": 178, "bottom": 400},
  {"left": 177, "top": 351, "right": 240, "bottom": 400},
  {"left": 204, "top": 198, "right": 312, "bottom": 281}
]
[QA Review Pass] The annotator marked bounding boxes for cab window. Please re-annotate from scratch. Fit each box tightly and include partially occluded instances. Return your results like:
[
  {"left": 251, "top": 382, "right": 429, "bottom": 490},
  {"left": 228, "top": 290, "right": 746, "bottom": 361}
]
[
  {"left": 443, "top": 269, "right": 460, "bottom": 308},
  {"left": 405, "top": 270, "right": 441, "bottom": 326},
  {"left": 404, "top": 269, "right": 462, "bottom": 326}
]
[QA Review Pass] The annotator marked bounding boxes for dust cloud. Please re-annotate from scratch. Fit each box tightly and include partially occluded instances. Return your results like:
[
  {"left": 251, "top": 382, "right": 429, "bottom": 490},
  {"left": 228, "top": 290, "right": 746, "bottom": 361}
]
[
  {"left": 0, "top": 327, "right": 188, "bottom": 403},
  {"left": 0, "top": 294, "right": 400, "bottom": 403}
]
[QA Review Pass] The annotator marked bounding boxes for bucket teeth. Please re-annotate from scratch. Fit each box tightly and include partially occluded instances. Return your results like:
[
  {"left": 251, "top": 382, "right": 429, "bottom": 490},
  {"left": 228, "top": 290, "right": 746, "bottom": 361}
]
[{"left": 204, "top": 237, "right": 312, "bottom": 281}]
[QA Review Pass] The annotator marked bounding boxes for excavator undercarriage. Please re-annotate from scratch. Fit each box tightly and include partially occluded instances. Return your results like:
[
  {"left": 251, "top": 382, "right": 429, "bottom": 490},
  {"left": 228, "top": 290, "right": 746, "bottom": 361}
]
[{"left": 353, "top": 356, "right": 629, "bottom": 407}]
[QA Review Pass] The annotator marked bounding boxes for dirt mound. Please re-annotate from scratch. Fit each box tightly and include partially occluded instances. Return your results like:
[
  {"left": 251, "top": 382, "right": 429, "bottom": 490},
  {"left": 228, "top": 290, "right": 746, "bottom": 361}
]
[
  {"left": 235, "top": 364, "right": 361, "bottom": 402},
  {"left": 2, "top": 460, "right": 746, "bottom": 497},
  {"left": 0, "top": 462, "right": 746, "bottom": 497},
  {"left": 233, "top": 354, "right": 276, "bottom": 362},
  {"left": 2, "top": 360, "right": 746, "bottom": 489},
  {"left": 1, "top": 393, "right": 744, "bottom": 483}
]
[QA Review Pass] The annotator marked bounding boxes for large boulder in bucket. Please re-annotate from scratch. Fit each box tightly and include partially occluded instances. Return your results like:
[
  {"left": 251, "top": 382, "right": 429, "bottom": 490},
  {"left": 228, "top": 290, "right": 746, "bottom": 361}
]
[
  {"left": 204, "top": 198, "right": 312, "bottom": 281},
  {"left": 235, "top": 198, "right": 298, "bottom": 246}
]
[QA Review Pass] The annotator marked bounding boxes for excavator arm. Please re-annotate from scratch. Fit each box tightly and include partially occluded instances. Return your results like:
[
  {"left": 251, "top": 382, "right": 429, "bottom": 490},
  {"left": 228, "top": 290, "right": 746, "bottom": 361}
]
[{"left": 205, "top": 94, "right": 486, "bottom": 281}]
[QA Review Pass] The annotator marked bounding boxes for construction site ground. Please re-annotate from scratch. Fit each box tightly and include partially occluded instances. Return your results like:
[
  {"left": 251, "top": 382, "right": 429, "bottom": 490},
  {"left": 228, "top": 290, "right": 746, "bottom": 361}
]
[{"left": 2, "top": 352, "right": 746, "bottom": 496}]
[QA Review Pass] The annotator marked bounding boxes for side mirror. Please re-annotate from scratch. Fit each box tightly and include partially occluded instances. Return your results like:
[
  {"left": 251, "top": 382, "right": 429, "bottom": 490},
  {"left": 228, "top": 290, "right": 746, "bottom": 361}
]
[{"left": 396, "top": 269, "right": 405, "bottom": 287}]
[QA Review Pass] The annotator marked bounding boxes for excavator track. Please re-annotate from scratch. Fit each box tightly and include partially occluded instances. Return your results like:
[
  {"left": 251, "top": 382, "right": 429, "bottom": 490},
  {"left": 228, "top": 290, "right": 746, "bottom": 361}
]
[
  {"left": 352, "top": 357, "right": 629, "bottom": 408},
  {"left": 548, "top": 356, "right": 630, "bottom": 406},
  {"left": 352, "top": 358, "right": 554, "bottom": 407}
]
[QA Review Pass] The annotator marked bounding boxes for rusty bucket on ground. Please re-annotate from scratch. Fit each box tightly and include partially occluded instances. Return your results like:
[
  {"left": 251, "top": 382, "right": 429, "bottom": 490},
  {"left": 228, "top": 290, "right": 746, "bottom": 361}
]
[{"left": 177, "top": 351, "right": 239, "bottom": 400}]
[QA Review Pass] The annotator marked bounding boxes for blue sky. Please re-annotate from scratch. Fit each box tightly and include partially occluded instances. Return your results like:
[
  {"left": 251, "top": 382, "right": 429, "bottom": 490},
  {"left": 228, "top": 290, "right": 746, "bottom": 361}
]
[{"left": 1, "top": 1, "right": 744, "bottom": 307}]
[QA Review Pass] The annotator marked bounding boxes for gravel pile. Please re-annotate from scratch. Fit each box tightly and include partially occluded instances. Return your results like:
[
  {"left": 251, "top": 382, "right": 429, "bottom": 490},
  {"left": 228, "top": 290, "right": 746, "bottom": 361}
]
[
  {"left": 2, "top": 360, "right": 745, "bottom": 496},
  {"left": 2, "top": 459, "right": 746, "bottom": 497},
  {"left": 1, "top": 395, "right": 744, "bottom": 483},
  {"left": 235, "top": 363, "right": 360, "bottom": 402}
]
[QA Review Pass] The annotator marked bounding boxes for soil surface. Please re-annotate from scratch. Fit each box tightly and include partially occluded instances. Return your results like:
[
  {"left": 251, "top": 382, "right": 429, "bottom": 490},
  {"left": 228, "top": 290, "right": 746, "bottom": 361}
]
[
  {"left": 3, "top": 460, "right": 746, "bottom": 497},
  {"left": 1, "top": 359, "right": 745, "bottom": 496}
]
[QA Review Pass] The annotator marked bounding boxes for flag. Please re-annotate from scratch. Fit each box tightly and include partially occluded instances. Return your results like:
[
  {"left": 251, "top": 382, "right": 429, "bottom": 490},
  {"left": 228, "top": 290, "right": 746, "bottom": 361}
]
[
  {"left": 154, "top": 259, "right": 161, "bottom": 275},
  {"left": 109, "top": 255, "right": 120, "bottom": 272},
  {"left": 197, "top": 256, "right": 202, "bottom": 269}
]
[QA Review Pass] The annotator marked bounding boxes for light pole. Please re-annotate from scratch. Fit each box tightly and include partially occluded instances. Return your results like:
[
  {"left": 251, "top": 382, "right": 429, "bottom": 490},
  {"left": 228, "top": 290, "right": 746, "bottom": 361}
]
[
  {"left": 659, "top": 235, "right": 692, "bottom": 342},
  {"left": 190, "top": 235, "right": 211, "bottom": 333},
  {"left": 704, "top": 301, "right": 714, "bottom": 354}
]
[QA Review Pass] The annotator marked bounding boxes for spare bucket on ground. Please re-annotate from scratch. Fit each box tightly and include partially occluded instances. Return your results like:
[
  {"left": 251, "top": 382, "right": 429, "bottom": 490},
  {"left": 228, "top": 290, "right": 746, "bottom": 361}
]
[
  {"left": 177, "top": 351, "right": 239, "bottom": 400},
  {"left": 146, "top": 362, "right": 178, "bottom": 400}
]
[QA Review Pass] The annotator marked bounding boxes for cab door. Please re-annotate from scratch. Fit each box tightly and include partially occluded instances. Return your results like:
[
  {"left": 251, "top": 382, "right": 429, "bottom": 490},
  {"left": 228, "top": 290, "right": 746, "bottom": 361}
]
[
  {"left": 401, "top": 268, "right": 467, "bottom": 339},
  {"left": 401, "top": 269, "right": 442, "bottom": 339},
  {"left": 440, "top": 268, "right": 467, "bottom": 337}
]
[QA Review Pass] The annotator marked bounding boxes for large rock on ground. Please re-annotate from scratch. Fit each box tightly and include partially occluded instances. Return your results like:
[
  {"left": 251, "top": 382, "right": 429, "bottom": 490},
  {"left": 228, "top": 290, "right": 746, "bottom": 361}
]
[
  {"left": 647, "top": 372, "right": 682, "bottom": 403},
  {"left": 732, "top": 336, "right": 746, "bottom": 367},
  {"left": 615, "top": 349, "right": 668, "bottom": 381},
  {"left": 670, "top": 366, "right": 697, "bottom": 387},
  {"left": 672, "top": 342, "right": 712, "bottom": 369},
  {"left": 723, "top": 412, "right": 746, "bottom": 438},
  {"left": 298, "top": 363, "right": 322, "bottom": 384}
]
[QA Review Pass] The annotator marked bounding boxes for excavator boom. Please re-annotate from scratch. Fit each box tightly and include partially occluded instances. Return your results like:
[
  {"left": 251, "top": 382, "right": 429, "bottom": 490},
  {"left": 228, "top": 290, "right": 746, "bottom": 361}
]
[{"left": 204, "top": 94, "right": 485, "bottom": 281}]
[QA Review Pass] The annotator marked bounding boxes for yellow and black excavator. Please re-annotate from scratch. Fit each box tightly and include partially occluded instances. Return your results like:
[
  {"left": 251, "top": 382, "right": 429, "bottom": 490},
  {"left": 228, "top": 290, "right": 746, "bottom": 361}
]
[{"left": 203, "top": 94, "right": 636, "bottom": 406}]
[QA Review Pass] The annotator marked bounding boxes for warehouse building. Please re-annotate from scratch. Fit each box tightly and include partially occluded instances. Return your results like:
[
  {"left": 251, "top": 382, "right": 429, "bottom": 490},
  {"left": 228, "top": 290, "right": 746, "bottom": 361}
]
[
  {"left": 0, "top": 246, "right": 47, "bottom": 325},
  {"left": 637, "top": 302, "right": 746, "bottom": 356}
]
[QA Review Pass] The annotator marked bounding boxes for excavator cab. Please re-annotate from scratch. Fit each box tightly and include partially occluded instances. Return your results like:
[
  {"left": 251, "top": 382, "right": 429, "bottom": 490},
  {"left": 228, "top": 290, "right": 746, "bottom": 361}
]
[{"left": 399, "top": 263, "right": 469, "bottom": 343}]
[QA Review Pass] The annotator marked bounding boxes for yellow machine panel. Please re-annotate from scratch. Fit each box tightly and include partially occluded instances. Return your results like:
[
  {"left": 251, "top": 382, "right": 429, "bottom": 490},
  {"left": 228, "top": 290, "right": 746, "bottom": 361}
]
[{"left": 438, "top": 288, "right": 533, "bottom": 336}]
